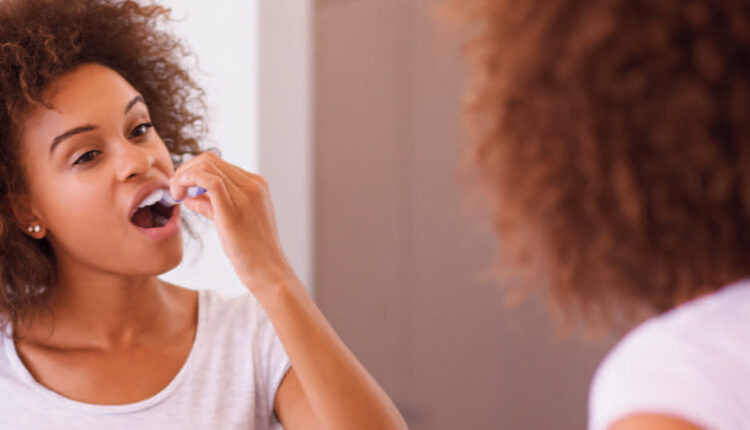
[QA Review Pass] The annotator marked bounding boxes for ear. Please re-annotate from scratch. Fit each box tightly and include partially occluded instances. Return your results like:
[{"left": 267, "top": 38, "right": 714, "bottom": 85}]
[{"left": 8, "top": 191, "right": 46, "bottom": 238}]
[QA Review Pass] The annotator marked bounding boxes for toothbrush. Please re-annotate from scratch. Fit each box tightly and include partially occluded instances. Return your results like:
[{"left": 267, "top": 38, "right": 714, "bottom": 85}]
[{"left": 161, "top": 186, "right": 207, "bottom": 207}]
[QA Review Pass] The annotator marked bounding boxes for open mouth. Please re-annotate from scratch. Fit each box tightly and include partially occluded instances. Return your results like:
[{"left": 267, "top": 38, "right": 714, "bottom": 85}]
[{"left": 130, "top": 201, "right": 175, "bottom": 229}]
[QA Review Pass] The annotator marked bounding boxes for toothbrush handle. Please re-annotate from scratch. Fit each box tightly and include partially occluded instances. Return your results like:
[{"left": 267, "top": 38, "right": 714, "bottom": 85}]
[
  {"left": 174, "top": 186, "right": 207, "bottom": 203},
  {"left": 186, "top": 186, "right": 207, "bottom": 198}
]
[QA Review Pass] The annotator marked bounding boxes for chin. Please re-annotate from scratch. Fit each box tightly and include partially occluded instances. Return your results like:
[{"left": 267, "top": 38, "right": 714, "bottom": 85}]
[
  {"left": 159, "top": 236, "right": 185, "bottom": 272},
  {"left": 138, "top": 234, "right": 185, "bottom": 275}
]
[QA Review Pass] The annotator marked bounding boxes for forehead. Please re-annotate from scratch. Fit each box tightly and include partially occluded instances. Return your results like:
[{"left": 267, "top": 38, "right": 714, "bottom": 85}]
[{"left": 22, "top": 63, "right": 140, "bottom": 135}]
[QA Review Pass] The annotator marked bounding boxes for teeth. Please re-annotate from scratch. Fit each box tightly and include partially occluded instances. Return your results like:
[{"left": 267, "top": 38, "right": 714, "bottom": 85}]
[{"left": 138, "top": 189, "right": 165, "bottom": 208}]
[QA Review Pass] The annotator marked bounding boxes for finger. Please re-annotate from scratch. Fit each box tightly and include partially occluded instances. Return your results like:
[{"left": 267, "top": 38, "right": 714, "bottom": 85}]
[
  {"left": 171, "top": 153, "right": 229, "bottom": 198},
  {"left": 182, "top": 194, "right": 213, "bottom": 219},
  {"left": 169, "top": 163, "right": 225, "bottom": 200},
  {"left": 173, "top": 158, "right": 242, "bottom": 203},
  {"left": 171, "top": 151, "right": 224, "bottom": 190},
  {"left": 172, "top": 168, "right": 235, "bottom": 213}
]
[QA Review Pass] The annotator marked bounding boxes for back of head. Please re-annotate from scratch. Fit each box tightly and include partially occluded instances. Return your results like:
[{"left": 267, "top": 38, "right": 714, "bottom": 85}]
[{"left": 451, "top": 0, "right": 750, "bottom": 331}]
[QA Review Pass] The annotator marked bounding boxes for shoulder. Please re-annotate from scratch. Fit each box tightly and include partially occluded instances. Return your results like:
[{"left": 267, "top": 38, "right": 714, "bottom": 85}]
[
  {"left": 606, "top": 414, "right": 705, "bottom": 430},
  {"left": 197, "top": 288, "right": 290, "bottom": 418},
  {"left": 197, "top": 288, "right": 284, "bottom": 356},
  {"left": 198, "top": 288, "right": 263, "bottom": 333},
  {"left": 588, "top": 278, "right": 750, "bottom": 430},
  {"left": 160, "top": 281, "right": 257, "bottom": 325}
]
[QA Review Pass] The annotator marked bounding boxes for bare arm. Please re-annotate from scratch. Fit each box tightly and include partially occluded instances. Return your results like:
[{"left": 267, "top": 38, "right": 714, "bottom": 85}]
[
  {"left": 257, "top": 275, "right": 408, "bottom": 430},
  {"left": 168, "top": 153, "right": 407, "bottom": 429}
]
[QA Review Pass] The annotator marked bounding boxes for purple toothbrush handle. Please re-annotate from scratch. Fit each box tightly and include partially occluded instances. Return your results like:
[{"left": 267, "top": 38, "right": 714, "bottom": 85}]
[
  {"left": 161, "top": 186, "right": 207, "bottom": 206},
  {"left": 175, "top": 186, "right": 207, "bottom": 202}
]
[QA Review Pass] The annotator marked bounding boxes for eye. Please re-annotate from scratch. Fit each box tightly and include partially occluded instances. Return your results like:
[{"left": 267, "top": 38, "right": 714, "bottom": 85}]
[
  {"left": 131, "top": 122, "right": 153, "bottom": 138},
  {"left": 73, "top": 150, "right": 99, "bottom": 166}
]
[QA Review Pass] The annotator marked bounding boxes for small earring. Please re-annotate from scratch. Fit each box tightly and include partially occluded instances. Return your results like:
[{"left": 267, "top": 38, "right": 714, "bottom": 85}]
[{"left": 27, "top": 225, "right": 41, "bottom": 233}]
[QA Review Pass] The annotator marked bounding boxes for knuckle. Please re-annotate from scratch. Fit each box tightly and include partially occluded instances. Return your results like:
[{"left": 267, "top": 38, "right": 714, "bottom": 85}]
[
  {"left": 247, "top": 182, "right": 264, "bottom": 197},
  {"left": 204, "top": 150, "right": 219, "bottom": 160}
]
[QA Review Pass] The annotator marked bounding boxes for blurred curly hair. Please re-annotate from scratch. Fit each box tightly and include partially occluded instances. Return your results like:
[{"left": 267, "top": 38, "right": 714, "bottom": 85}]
[
  {"left": 450, "top": 0, "right": 750, "bottom": 331},
  {"left": 0, "top": 0, "right": 216, "bottom": 332}
]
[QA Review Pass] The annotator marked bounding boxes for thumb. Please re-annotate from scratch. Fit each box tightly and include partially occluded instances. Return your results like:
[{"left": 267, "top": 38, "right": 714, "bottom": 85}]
[{"left": 182, "top": 195, "right": 213, "bottom": 220}]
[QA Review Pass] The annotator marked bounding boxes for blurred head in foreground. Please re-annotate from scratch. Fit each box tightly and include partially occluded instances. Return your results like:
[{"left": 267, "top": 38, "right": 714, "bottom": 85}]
[{"left": 451, "top": 0, "right": 750, "bottom": 331}]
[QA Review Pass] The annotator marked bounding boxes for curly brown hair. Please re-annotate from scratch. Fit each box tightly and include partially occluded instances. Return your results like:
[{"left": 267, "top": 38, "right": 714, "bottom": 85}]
[
  {"left": 0, "top": 0, "right": 214, "bottom": 331},
  {"left": 450, "top": 0, "right": 750, "bottom": 331}
]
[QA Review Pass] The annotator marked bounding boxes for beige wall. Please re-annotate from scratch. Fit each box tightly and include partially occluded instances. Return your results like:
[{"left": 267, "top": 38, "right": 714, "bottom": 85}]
[{"left": 314, "top": 0, "right": 614, "bottom": 428}]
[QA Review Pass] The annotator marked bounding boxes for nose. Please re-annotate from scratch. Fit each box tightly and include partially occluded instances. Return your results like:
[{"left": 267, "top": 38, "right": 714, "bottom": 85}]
[{"left": 115, "top": 140, "right": 156, "bottom": 182}]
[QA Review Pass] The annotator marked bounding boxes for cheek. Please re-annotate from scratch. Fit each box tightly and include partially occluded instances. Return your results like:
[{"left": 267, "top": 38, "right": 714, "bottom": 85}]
[
  {"left": 43, "top": 193, "right": 122, "bottom": 264},
  {"left": 45, "top": 185, "right": 113, "bottom": 229}
]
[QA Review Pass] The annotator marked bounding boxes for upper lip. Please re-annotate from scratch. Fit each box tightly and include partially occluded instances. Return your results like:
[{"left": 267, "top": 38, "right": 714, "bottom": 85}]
[{"left": 128, "top": 180, "right": 170, "bottom": 221}]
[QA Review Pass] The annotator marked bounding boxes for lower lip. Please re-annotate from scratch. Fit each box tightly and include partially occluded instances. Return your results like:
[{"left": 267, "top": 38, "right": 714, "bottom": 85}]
[{"left": 131, "top": 205, "right": 181, "bottom": 240}]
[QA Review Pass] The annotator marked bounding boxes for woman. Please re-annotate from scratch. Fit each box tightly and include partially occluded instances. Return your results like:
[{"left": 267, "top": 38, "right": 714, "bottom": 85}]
[
  {"left": 452, "top": 0, "right": 750, "bottom": 429},
  {"left": 0, "top": 1, "right": 407, "bottom": 429}
]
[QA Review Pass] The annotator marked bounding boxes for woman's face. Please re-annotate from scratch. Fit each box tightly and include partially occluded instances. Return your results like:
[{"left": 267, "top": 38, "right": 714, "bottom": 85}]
[{"left": 15, "top": 62, "right": 183, "bottom": 277}]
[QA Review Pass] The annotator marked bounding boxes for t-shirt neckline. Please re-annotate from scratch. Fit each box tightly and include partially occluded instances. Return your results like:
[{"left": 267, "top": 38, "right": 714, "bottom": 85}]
[{"left": 3, "top": 288, "right": 207, "bottom": 415}]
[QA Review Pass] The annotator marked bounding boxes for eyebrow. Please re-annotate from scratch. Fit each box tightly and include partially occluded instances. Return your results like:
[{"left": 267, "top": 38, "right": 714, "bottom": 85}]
[{"left": 49, "top": 95, "right": 146, "bottom": 161}]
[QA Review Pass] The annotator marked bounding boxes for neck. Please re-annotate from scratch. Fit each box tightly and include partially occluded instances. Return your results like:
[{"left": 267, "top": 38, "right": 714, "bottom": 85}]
[{"left": 17, "top": 259, "right": 172, "bottom": 349}]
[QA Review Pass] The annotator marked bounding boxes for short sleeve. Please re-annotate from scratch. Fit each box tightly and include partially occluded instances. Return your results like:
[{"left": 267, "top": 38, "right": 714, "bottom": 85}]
[
  {"left": 251, "top": 297, "right": 292, "bottom": 427},
  {"left": 587, "top": 326, "right": 736, "bottom": 430}
]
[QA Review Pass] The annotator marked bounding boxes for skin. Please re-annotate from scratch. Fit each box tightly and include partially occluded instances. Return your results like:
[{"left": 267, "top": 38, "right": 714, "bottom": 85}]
[
  {"left": 11, "top": 63, "right": 407, "bottom": 429},
  {"left": 609, "top": 414, "right": 705, "bottom": 430}
]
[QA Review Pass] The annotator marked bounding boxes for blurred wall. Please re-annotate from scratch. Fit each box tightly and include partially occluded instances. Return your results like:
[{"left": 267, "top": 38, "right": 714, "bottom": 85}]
[{"left": 314, "top": 0, "right": 614, "bottom": 428}]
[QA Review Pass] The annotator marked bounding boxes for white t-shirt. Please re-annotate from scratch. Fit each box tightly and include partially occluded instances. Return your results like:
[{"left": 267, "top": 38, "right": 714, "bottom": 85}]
[
  {"left": 0, "top": 288, "right": 292, "bottom": 430},
  {"left": 588, "top": 277, "right": 750, "bottom": 430}
]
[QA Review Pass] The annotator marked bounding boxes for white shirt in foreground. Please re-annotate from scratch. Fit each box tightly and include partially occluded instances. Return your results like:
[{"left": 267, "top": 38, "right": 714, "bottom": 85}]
[
  {"left": 0, "top": 288, "right": 292, "bottom": 430},
  {"left": 588, "top": 277, "right": 750, "bottom": 430}
]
